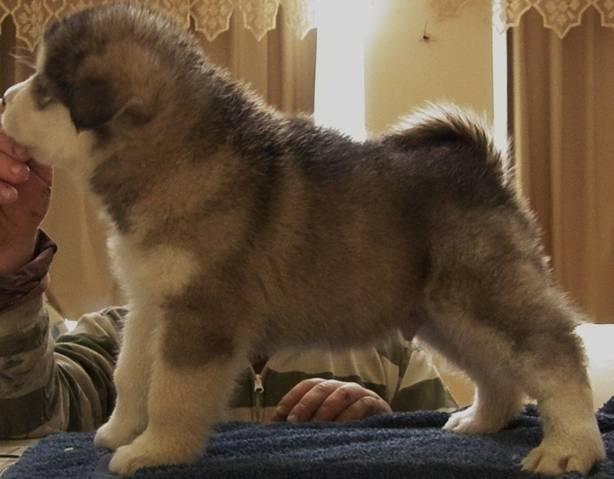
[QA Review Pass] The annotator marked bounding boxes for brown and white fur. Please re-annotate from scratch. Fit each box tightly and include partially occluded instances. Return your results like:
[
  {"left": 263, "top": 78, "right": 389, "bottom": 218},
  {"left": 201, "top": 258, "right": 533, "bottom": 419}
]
[{"left": 0, "top": 4, "right": 605, "bottom": 476}]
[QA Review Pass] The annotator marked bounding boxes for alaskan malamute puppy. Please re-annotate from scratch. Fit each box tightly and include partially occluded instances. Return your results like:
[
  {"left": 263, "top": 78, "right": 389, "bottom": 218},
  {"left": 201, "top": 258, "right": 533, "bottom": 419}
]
[{"left": 1, "top": 4, "right": 605, "bottom": 476}]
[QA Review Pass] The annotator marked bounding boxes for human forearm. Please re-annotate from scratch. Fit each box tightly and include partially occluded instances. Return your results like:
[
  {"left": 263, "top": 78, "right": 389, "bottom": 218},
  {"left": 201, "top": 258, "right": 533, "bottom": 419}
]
[
  {"left": 0, "top": 230, "right": 56, "bottom": 313},
  {"left": 0, "top": 295, "right": 60, "bottom": 438},
  {"left": 0, "top": 303, "right": 124, "bottom": 439},
  {"left": 0, "top": 234, "right": 37, "bottom": 275},
  {"left": 0, "top": 232, "right": 60, "bottom": 438}
]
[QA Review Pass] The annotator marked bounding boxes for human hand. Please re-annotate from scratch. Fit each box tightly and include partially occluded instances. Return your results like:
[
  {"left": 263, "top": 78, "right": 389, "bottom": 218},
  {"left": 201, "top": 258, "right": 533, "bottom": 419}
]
[
  {"left": 273, "top": 378, "right": 392, "bottom": 423},
  {"left": 0, "top": 131, "right": 52, "bottom": 274}
]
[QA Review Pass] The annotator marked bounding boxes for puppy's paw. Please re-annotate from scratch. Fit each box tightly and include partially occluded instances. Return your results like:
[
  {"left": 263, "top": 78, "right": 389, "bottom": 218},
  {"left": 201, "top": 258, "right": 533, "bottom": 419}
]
[
  {"left": 109, "top": 444, "right": 159, "bottom": 476},
  {"left": 521, "top": 430, "right": 606, "bottom": 476},
  {"left": 108, "top": 432, "right": 202, "bottom": 475},
  {"left": 95, "top": 419, "right": 141, "bottom": 451},
  {"left": 443, "top": 406, "right": 506, "bottom": 435}
]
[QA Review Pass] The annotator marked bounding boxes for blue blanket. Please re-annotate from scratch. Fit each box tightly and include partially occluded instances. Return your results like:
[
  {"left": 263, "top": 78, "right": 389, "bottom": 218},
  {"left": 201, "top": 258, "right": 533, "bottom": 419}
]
[{"left": 6, "top": 398, "right": 614, "bottom": 479}]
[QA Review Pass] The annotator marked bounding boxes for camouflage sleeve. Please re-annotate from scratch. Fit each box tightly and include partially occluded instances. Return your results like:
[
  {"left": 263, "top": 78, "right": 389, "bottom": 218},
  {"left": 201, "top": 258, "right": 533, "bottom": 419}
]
[
  {"left": 389, "top": 342, "right": 457, "bottom": 412},
  {"left": 0, "top": 297, "right": 125, "bottom": 439},
  {"left": 0, "top": 230, "right": 126, "bottom": 438},
  {"left": 0, "top": 231, "right": 56, "bottom": 313},
  {"left": 52, "top": 306, "right": 124, "bottom": 434},
  {"left": 0, "top": 295, "right": 124, "bottom": 439}
]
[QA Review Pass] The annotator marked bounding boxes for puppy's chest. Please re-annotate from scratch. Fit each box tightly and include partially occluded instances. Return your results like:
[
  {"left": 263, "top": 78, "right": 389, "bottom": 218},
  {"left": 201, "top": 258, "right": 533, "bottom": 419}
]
[{"left": 107, "top": 233, "right": 200, "bottom": 301}]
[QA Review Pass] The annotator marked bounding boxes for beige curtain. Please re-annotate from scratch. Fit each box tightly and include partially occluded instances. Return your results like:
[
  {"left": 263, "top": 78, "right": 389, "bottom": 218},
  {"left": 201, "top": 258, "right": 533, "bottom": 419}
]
[
  {"left": 0, "top": 7, "right": 315, "bottom": 318},
  {"left": 511, "top": 7, "right": 614, "bottom": 324}
]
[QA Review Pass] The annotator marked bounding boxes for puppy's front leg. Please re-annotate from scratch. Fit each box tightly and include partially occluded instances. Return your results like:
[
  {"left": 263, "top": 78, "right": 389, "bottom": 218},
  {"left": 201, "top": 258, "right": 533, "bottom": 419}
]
[
  {"left": 95, "top": 308, "right": 154, "bottom": 450},
  {"left": 108, "top": 323, "right": 244, "bottom": 475}
]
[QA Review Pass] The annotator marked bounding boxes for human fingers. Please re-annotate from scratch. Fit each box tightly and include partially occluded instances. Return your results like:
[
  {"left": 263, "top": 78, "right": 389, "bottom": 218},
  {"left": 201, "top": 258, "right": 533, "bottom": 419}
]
[
  {"left": 0, "top": 132, "right": 15, "bottom": 156},
  {"left": 313, "top": 382, "right": 381, "bottom": 422},
  {"left": 0, "top": 132, "right": 32, "bottom": 205},
  {"left": 0, "top": 152, "right": 31, "bottom": 183},
  {"left": 285, "top": 379, "right": 348, "bottom": 423},
  {"left": 0, "top": 153, "right": 31, "bottom": 204},
  {"left": 0, "top": 181, "right": 18, "bottom": 204},
  {"left": 0, "top": 132, "right": 29, "bottom": 161},
  {"left": 272, "top": 378, "right": 326, "bottom": 422},
  {"left": 9, "top": 160, "right": 52, "bottom": 218},
  {"left": 333, "top": 395, "right": 392, "bottom": 422},
  {"left": 28, "top": 159, "right": 53, "bottom": 188}
]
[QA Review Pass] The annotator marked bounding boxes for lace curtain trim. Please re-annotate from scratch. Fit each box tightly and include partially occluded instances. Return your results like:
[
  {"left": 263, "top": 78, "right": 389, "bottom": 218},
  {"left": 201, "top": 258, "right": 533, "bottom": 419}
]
[
  {"left": 433, "top": 0, "right": 614, "bottom": 38},
  {"left": 0, "top": 0, "right": 316, "bottom": 49},
  {"left": 492, "top": 0, "right": 614, "bottom": 38},
  {"left": 1, "top": 0, "right": 613, "bottom": 50}
]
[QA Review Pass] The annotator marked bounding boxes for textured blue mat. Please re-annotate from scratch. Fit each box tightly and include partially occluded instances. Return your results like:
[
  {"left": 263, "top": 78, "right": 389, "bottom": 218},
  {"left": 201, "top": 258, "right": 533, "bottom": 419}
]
[{"left": 6, "top": 398, "right": 614, "bottom": 478}]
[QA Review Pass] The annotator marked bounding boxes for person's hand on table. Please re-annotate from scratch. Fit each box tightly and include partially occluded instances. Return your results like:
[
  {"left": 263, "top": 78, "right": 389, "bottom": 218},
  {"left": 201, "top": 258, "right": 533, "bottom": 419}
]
[
  {"left": 273, "top": 378, "right": 392, "bottom": 423},
  {"left": 0, "top": 131, "right": 53, "bottom": 274}
]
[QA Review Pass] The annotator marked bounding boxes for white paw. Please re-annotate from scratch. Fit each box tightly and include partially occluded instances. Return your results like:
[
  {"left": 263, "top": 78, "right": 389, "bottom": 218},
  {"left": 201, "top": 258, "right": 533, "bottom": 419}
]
[
  {"left": 521, "top": 430, "right": 606, "bottom": 476},
  {"left": 108, "top": 433, "right": 202, "bottom": 476},
  {"left": 94, "top": 419, "right": 142, "bottom": 451},
  {"left": 443, "top": 406, "right": 506, "bottom": 434},
  {"left": 109, "top": 443, "right": 158, "bottom": 476}
]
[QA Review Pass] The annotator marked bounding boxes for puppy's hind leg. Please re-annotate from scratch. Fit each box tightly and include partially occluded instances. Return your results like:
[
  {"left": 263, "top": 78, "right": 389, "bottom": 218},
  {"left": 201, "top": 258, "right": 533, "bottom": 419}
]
[
  {"left": 416, "top": 320, "right": 525, "bottom": 436},
  {"left": 421, "top": 207, "right": 605, "bottom": 475},
  {"left": 443, "top": 376, "right": 524, "bottom": 435},
  {"left": 107, "top": 317, "right": 247, "bottom": 476},
  {"left": 514, "top": 291, "right": 605, "bottom": 476},
  {"left": 420, "top": 286, "right": 605, "bottom": 476}
]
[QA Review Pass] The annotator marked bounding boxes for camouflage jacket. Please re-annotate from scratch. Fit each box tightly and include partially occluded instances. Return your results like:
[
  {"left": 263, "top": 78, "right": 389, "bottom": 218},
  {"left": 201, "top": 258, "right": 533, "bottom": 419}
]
[{"left": 0, "top": 232, "right": 455, "bottom": 439}]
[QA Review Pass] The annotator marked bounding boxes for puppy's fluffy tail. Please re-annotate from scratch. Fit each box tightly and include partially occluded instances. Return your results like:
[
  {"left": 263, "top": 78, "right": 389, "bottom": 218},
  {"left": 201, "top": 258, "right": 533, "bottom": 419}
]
[{"left": 388, "top": 102, "right": 511, "bottom": 177}]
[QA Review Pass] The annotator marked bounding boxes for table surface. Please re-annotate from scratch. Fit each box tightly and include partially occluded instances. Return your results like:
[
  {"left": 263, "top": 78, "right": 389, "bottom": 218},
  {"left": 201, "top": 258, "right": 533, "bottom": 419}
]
[{"left": 0, "top": 439, "right": 37, "bottom": 476}]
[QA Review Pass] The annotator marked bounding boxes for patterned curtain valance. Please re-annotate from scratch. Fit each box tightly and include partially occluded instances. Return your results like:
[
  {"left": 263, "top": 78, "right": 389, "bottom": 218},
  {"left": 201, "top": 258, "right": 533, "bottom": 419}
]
[
  {"left": 434, "top": 0, "right": 614, "bottom": 38},
  {"left": 1, "top": 0, "right": 613, "bottom": 51},
  {"left": 0, "top": 0, "right": 316, "bottom": 50},
  {"left": 493, "top": 0, "right": 614, "bottom": 38}
]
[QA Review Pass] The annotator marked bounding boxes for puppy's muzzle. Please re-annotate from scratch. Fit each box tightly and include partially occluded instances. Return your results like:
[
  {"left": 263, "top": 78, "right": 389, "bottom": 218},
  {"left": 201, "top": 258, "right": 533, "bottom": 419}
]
[{"left": 2, "top": 80, "right": 28, "bottom": 108}]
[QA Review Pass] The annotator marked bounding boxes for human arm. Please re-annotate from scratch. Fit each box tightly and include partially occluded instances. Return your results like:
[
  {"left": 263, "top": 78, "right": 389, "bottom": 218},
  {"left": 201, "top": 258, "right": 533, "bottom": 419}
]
[
  {"left": 0, "top": 131, "right": 122, "bottom": 438},
  {"left": 0, "top": 293, "right": 124, "bottom": 439}
]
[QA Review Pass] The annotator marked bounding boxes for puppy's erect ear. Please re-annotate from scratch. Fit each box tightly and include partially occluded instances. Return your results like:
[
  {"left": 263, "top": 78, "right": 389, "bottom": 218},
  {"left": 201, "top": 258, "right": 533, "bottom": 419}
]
[{"left": 69, "top": 75, "right": 154, "bottom": 131}]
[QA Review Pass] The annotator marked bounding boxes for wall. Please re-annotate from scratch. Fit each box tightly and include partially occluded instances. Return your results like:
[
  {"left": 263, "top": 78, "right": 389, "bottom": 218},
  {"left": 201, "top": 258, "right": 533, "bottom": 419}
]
[{"left": 364, "top": 0, "right": 493, "bottom": 134}]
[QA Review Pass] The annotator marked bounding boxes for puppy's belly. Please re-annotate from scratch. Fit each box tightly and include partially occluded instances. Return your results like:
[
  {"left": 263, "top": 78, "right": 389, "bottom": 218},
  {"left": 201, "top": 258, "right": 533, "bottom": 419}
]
[
  {"left": 243, "top": 239, "right": 424, "bottom": 348},
  {"left": 253, "top": 289, "right": 418, "bottom": 351}
]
